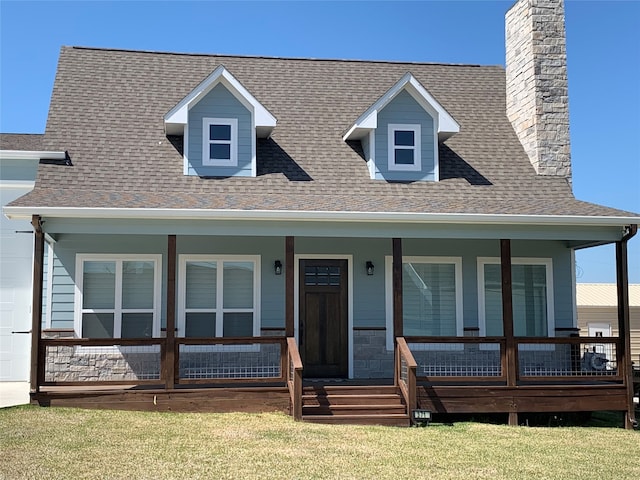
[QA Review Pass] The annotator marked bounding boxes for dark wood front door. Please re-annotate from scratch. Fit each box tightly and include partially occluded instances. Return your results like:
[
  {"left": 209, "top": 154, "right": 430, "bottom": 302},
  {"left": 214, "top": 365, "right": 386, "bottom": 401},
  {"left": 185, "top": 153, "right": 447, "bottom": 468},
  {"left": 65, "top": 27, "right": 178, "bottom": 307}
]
[{"left": 299, "top": 259, "right": 348, "bottom": 378}]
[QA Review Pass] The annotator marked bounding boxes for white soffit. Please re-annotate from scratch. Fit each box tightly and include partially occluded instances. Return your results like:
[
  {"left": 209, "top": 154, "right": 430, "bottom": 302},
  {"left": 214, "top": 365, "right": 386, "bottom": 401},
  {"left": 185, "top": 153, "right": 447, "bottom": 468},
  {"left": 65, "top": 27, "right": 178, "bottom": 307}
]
[
  {"left": 164, "top": 65, "right": 277, "bottom": 137},
  {"left": 343, "top": 72, "right": 460, "bottom": 141}
]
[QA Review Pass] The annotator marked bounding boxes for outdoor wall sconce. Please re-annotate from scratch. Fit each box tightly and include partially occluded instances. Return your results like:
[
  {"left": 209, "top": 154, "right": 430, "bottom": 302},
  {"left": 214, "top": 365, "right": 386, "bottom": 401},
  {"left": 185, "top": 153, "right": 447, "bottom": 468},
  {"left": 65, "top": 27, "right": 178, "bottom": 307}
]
[
  {"left": 366, "top": 261, "right": 374, "bottom": 276},
  {"left": 274, "top": 260, "right": 283, "bottom": 275}
]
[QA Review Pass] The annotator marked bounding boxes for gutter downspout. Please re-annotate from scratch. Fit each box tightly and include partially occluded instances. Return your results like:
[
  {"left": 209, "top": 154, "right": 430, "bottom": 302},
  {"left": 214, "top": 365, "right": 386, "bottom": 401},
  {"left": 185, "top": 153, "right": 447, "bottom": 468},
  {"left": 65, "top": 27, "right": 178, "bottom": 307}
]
[{"left": 617, "top": 224, "right": 638, "bottom": 429}]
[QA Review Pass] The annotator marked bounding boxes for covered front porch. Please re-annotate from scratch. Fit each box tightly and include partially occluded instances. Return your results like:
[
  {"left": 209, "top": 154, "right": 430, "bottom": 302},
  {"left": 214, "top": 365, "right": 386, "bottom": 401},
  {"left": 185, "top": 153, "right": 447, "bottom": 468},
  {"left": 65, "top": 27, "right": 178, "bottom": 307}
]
[{"left": 27, "top": 217, "right": 638, "bottom": 428}]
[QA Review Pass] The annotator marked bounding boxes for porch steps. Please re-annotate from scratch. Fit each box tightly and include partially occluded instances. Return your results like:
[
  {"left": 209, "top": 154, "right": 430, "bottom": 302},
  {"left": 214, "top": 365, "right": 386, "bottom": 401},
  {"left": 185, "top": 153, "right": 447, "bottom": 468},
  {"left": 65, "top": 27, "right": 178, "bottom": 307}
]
[{"left": 301, "top": 385, "right": 411, "bottom": 427}]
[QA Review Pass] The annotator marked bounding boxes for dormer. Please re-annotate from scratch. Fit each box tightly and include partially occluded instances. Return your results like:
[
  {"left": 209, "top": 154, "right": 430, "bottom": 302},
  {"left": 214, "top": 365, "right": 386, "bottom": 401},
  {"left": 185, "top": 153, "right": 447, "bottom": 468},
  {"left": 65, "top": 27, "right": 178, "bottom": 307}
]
[
  {"left": 165, "top": 65, "right": 276, "bottom": 177},
  {"left": 343, "top": 73, "right": 459, "bottom": 182}
]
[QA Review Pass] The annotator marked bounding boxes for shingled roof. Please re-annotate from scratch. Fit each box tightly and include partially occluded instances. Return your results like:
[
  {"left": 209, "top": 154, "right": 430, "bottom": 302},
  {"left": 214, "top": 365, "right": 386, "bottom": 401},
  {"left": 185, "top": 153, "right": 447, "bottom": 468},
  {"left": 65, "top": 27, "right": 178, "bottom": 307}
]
[
  {"left": 0, "top": 133, "right": 44, "bottom": 151},
  {"left": 9, "top": 46, "right": 638, "bottom": 220}
]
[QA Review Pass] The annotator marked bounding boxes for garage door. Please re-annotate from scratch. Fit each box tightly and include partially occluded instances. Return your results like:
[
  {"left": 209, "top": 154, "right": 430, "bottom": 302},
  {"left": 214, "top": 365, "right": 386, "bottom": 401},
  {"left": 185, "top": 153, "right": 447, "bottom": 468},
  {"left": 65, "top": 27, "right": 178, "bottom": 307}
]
[{"left": 0, "top": 186, "right": 34, "bottom": 381}]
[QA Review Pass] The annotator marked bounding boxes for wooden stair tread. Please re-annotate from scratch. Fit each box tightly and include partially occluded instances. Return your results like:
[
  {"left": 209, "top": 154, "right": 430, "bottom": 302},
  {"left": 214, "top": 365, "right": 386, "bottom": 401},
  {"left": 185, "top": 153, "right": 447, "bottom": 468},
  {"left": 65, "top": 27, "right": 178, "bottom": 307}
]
[
  {"left": 303, "top": 414, "right": 410, "bottom": 426},
  {"left": 299, "top": 385, "right": 410, "bottom": 425},
  {"left": 302, "top": 394, "right": 403, "bottom": 405}
]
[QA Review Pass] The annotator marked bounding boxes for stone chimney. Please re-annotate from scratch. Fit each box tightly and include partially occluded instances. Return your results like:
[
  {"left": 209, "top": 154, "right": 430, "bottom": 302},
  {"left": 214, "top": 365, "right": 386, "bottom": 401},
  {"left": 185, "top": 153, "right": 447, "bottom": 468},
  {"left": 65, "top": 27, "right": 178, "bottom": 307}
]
[{"left": 506, "top": 0, "right": 571, "bottom": 184}]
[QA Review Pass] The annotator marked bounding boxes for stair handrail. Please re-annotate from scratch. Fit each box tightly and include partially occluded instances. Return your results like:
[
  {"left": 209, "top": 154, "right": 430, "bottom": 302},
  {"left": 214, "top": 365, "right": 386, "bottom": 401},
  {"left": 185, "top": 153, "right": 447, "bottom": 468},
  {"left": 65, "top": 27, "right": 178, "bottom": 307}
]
[
  {"left": 395, "top": 337, "right": 417, "bottom": 417},
  {"left": 287, "top": 337, "right": 303, "bottom": 421}
]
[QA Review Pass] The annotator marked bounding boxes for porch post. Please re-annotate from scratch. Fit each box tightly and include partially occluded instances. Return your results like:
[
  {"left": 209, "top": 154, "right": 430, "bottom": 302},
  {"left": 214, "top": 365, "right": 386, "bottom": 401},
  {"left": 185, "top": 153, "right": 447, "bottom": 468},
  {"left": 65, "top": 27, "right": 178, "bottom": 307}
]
[
  {"left": 165, "top": 235, "right": 177, "bottom": 390},
  {"left": 392, "top": 238, "right": 403, "bottom": 339},
  {"left": 30, "top": 215, "right": 44, "bottom": 393},
  {"left": 285, "top": 236, "right": 295, "bottom": 337},
  {"left": 500, "top": 239, "right": 518, "bottom": 426},
  {"left": 616, "top": 225, "right": 637, "bottom": 429}
]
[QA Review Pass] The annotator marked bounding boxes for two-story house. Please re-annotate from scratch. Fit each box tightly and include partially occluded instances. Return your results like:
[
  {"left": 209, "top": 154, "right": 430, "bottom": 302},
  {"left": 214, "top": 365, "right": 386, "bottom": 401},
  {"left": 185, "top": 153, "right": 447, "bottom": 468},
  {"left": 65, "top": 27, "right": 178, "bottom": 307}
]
[{"left": 3, "top": 0, "right": 638, "bottom": 427}]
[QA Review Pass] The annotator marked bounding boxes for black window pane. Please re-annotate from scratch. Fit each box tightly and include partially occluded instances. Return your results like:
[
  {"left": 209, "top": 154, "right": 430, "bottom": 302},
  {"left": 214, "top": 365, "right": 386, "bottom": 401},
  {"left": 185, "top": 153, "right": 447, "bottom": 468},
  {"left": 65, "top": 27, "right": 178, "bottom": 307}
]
[
  {"left": 82, "top": 313, "right": 114, "bottom": 338},
  {"left": 304, "top": 265, "right": 341, "bottom": 286},
  {"left": 121, "top": 313, "right": 153, "bottom": 338},
  {"left": 223, "top": 313, "right": 253, "bottom": 337},
  {"left": 395, "top": 149, "right": 415, "bottom": 165},
  {"left": 210, "top": 143, "right": 231, "bottom": 160},
  {"left": 185, "top": 312, "right": 216, "bottom": 337},
  {"left": 210, "top": 124, "right": 231, "bottom": 141},
  {"left": 394, "top": 130, "right": 414, "bottom": 146}
]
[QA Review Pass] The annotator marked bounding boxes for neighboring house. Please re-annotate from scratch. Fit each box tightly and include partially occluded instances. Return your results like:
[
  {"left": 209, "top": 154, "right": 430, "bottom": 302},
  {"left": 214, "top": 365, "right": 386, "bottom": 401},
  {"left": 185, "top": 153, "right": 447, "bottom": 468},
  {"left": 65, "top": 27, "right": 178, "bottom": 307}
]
[
  {"left": 2, "top": 0, "right": 639, "bottom": 426},
  {"left": 577, "top": 284, "right": 640, "bottom": 366}
]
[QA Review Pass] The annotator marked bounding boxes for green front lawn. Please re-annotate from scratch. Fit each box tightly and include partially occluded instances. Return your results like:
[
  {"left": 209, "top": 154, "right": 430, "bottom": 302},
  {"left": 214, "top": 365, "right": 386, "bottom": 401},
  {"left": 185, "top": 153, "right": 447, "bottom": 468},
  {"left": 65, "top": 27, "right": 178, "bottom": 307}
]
[{"left": 1, "top": 406, "right": 638, "bottom": 479}]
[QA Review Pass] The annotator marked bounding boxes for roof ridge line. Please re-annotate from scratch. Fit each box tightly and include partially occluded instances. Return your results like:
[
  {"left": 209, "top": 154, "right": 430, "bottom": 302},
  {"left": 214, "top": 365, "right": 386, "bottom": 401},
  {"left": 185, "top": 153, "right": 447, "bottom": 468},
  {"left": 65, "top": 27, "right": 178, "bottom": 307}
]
[{"left": 67, "top": 45, "right": 499, "bottom": 69}]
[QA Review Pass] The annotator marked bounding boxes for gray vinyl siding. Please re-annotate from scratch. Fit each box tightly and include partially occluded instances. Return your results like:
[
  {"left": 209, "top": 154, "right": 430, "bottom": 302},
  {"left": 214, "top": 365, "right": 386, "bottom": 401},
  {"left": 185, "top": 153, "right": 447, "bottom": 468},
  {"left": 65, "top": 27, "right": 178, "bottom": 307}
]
[
  {"left": 0, "top": 158, "right": 39, "bottom": 182},
  {"left": 46, "top": 234, "right": 574, "bottom": 336},
  {"left": 375, "top": 90, "right": 436, "bottom": 182},
  {"left": 187, "top": 83, "right": 253, "bottom": 177},
  {"left": 50, "top": 254, "right": 75, "bottom": 329}
]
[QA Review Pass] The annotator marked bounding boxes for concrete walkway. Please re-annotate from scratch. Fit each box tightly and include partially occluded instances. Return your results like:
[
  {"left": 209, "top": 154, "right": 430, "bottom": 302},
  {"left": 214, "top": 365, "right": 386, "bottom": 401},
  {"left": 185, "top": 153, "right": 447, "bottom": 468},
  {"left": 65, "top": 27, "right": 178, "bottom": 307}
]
[{"left": 0, "top": 382, "right": 30, "bottom": 408}]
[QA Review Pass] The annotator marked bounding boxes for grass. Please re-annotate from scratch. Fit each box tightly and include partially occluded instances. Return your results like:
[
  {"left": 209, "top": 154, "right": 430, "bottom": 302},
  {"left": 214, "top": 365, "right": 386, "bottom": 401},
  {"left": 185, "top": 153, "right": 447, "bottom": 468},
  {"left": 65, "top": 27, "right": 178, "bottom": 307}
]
[{"left": 1, "top": 406, "right": 639, "bottom": 479}]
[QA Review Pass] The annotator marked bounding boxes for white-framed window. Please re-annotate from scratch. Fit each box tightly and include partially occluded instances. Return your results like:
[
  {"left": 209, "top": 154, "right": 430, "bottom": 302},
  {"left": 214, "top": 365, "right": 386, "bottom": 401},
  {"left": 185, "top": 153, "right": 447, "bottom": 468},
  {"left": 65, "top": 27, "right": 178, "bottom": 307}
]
[
  {"left": 388, "top": 123, "right": 421, "bottom": 171},
  {"left": 74, "top": 255, "right": 162, "bottom": 339},
  {"left": 202, "top": 117, "right": 238, "bottom": 167},
  {"left": 477, "top": 257, "right": 554, "bottom": 337},
  {"left": 178, "top": 255, "right": 260, "bottom": 338},
  {"left": 385, "top": 256, "right": 463, "bottom": 350}
]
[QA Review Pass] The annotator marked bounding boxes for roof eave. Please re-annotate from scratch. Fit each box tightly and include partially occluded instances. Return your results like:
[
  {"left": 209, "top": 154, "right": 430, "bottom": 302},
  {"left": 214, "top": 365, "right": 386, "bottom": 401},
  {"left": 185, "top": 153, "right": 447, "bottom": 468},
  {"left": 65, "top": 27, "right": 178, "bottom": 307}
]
[
  {"left": 0, "top": 150, "right": 67, "bottom": 160},
  {"left": 3, "top": 205, "right": 638, "bottom": 228}
]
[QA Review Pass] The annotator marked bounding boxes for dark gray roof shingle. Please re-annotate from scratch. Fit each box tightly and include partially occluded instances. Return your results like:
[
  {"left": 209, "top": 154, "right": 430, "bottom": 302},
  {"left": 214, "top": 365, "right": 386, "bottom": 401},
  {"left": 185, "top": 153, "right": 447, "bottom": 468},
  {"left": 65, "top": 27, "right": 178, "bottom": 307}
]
[
  {"left": 9, "top": 46, "right": 638, "bottom": 219},
  {"left": 0, "top": 133, "right": 44, "bottom": 151}
]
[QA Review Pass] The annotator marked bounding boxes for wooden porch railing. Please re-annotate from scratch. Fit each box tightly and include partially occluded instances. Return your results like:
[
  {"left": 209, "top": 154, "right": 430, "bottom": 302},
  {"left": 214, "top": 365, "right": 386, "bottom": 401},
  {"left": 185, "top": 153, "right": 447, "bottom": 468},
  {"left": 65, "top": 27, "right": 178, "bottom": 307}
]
[
  {"left": 40, "top": 336, "right": 289, "bottom": 387},
  {"left": 175, "top": 336, "right": 287, "bottom": 385},
  {"left": 39, "top": 337, "right": 167, "bottom": 386},
  {"left": 400, "top": 336, "right": 623, "bottom": 384},
  {"left": 405, "top": 336, "right": 507, "bottom": 383},
  {"left": 286, "top": 337, "right": 303, "bottom": 421},
  {"left": 395, "top": 337, "right": 417, "bottom": 416},
  {"left": 516, "top": 336, "right": 622, "bottom": 382}
]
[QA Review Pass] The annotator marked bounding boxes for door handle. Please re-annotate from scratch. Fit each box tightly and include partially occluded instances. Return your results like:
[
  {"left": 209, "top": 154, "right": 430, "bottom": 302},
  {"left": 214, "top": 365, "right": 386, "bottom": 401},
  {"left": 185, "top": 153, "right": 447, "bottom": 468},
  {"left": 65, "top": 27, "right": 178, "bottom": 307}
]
[{"left": 12, "top": 330, "right": 32, "bottom": 334}]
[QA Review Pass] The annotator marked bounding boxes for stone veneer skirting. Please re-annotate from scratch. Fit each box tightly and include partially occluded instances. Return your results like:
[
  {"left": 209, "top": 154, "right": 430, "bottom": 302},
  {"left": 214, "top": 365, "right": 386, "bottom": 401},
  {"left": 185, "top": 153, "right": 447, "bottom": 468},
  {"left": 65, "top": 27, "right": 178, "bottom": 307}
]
[{"left": 353, "top": 329, "right": 394, "bottom": 378}]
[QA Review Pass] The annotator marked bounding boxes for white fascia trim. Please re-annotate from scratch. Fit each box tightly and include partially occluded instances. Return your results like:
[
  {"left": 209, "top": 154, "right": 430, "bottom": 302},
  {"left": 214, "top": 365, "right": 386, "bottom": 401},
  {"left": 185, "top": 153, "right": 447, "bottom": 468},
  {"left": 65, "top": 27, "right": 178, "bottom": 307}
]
[
  {"left": 343, "top": 72, "right": 459, "bottom": 141},
  {"left": 0, "top": 150, "right": 66, "bottom": 160},
  {"left": 3, "top": 206, "right": 639, "bottom": 227},
  {"left": 164, "top": 65, "right": 276, "bottom": 136},
  {"left": 0, "top": 180, "right": 35, "bottom": 189}
]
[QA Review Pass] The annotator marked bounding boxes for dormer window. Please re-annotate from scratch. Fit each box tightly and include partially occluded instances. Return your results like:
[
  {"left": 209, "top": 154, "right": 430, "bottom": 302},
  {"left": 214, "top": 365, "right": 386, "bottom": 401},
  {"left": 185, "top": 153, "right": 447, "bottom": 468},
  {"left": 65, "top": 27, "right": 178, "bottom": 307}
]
[
  {"left": 164, "top": 65, "right": 276, "bottom": 178},
  {"left": 344, "top": 72, "right": 459, "bottom": 182},
  {"left": 203, "top": 118, "right": 237, "bottom": 167},
  {"left": 388, "top": 124, "right": 421, "bottom": 171}
]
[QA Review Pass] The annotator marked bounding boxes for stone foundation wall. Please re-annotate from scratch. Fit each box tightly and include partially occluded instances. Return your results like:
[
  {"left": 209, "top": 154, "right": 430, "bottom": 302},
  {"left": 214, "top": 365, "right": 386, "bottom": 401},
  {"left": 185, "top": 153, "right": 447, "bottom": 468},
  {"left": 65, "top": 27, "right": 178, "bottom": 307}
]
[
  {"left": 44, "top": 344, "right": 161, "bottom": 382},
  {"left": 43, "top": 329, "right": 283, "bottom": 383},
  {"left": 353, "top": 329, "right": 394, "bottom": 378}
]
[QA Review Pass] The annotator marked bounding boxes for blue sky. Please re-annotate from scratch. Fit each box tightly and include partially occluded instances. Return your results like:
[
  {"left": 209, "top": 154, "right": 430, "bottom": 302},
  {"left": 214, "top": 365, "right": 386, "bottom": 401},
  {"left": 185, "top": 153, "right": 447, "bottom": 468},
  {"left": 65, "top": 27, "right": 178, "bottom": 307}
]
[{"left": 1, "top": 0, "right": 638, "bottom": 282}]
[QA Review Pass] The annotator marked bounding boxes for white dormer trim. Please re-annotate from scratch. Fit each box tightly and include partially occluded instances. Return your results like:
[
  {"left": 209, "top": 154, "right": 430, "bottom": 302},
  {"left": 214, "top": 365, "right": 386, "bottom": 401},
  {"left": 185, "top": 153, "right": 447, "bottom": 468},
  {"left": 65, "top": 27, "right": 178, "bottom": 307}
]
[
  {"left": 343, "top": 72, "right": 459, "bottom": 142},
  {"left": 164, "top": 65, "right": 277, "bottom": 138}
]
